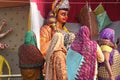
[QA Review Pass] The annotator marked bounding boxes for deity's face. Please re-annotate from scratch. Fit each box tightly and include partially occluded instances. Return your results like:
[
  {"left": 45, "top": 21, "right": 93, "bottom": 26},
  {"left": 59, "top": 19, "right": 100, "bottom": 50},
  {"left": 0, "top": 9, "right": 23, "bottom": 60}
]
[{"left": 56, "top": 9, "right": 68, "bottom": 24}]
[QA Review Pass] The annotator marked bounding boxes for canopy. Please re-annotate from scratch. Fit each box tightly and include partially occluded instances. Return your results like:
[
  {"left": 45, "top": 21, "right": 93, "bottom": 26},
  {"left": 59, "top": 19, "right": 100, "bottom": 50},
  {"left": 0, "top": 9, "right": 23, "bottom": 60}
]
[{"left": 0, "top": 0, "right": 120, "bottom": 22}]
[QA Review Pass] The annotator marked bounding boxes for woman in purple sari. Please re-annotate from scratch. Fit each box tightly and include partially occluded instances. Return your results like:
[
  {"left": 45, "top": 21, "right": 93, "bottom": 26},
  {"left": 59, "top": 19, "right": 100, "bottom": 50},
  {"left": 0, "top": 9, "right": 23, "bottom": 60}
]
[{"left": 97, "top": 28, "right": 120, "bottom": 80}]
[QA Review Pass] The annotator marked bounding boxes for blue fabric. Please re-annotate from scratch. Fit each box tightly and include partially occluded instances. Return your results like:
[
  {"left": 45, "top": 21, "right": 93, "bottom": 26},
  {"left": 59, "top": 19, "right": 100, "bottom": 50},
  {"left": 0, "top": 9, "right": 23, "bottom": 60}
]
[
  {"left": 66, "top": 48, "right": 85, "bottom": 80},
  {"left": 96, "top": 11, "right": 112, "bottom": 32}
]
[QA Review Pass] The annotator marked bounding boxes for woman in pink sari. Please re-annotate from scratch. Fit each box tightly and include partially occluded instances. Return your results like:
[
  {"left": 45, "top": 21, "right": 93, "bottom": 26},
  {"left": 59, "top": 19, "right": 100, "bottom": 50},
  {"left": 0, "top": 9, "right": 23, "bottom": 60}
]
[{"left": 66, "top": 26, "right": 104, "bottom": 80}]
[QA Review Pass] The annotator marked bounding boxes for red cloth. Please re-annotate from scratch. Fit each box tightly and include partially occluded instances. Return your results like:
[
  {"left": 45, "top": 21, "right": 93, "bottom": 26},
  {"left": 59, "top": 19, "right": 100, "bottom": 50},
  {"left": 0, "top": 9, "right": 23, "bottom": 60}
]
[
  {"left": 37, "top": 0, "right": 120, "bottom": 22},
  {"left": 19, "top": 44, "right": 45, "bottom": 68}
]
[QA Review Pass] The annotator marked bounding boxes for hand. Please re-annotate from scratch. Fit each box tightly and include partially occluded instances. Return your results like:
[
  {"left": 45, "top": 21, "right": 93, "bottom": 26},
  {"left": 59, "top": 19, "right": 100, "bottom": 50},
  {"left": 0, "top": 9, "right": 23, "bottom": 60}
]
[
  {"left": 1, "top": 19, "right": 6, "bottom": 25},
  {"left": 0, "top": 43, "right": 5, "bottom": 49},
  {"left": 42, "top": 62, "right": 46, "bottom": 74},
  {"left": 4, "top": 44, "right": 9, "bottom": 48},
  {"left": 110, "top": 75, "right": 115, "bottom": 80},
  {"left": 8, "top": 28, "right": 13, "bottom": 33}
]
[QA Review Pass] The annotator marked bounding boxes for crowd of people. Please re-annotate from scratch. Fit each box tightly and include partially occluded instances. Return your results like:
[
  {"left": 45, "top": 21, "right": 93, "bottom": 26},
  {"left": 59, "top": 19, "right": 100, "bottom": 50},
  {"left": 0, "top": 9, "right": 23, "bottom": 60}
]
[{"left": 18, "top": 0, "right": 120, "bottom": 80}]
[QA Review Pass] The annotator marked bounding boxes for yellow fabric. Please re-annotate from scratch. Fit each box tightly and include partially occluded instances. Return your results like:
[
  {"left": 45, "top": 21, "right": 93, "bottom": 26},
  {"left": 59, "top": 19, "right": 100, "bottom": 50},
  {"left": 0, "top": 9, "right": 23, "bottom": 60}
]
[
  {"left": 94, "top": 44, "right": 104, "bottom": 79},
  {"left": 0, "top": 55, "right": 11, "bottom": 80},
  {"left": 93, "top": 3, "right": 105, "bottom": 15},
  {"left": 96, "top": 44, "right": 104, "bottom": 63},
  {"left": 100, "top": 45, "right": 112, "bottom": 52},
  {"left": 27, "top": 8, "right": 31, "bottom": 31},
  {"left": 21, "top": 68, "right": 41, "bottom": 80},
  {"left": 63, "top": 26, "right": 69, "bottom": 33}
]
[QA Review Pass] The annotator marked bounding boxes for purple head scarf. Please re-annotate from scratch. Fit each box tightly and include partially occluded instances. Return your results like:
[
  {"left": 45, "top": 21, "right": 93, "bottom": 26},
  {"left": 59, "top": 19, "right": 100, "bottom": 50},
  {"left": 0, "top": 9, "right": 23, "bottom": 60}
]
[
  {"left": 71, "top": 26, "right": 97, "bottom": 80},
  {"left": 71, "top": 26, "right": 97, "bottom": 55},
  {"left": 99, "top": 28, "right": 115, "bottom": 43}
]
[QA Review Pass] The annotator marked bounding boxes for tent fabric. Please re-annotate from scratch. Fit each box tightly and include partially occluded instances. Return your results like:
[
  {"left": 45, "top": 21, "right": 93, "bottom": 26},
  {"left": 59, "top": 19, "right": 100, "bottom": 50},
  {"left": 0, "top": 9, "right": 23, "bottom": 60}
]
[
  {"left": 0, "top": 0, "right": 120, "bottom": 22},
  {"left": 77, "top": 4, "right": 99, "bottom": 39},
  {"left": 41, "top": 0, "right": 120, "bottom": 23},
  {"left": 94, "top": 4, "right": 112, "bottom": 32}
]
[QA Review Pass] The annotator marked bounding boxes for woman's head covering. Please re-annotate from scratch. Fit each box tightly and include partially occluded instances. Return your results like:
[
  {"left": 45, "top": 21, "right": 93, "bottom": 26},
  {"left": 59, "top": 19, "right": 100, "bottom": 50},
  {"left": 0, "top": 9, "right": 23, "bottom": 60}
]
[
  {"left": 76, "top": 25, "right": 90, "bottom": 41},
  {"left": 19, "top": 31, "right": 45, "bottom": 68},
  {"left": 24, "top": 31, "right": 37, "bottom": 47},
  {"left": 99, "top": 28, "right": 115, "bottom": 43},
  {"left": 71, "top": 25, "right": 92, "bottom": 52},
  {"left": 71, "top": 25, "right": 97, "bottom": 80}
]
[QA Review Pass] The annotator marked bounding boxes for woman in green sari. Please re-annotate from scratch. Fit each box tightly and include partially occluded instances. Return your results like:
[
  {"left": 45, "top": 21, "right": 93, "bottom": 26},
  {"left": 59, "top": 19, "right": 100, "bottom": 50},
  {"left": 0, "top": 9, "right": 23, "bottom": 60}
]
[{"left": 18, "top": 31, "right": 45, "bottom": 80}]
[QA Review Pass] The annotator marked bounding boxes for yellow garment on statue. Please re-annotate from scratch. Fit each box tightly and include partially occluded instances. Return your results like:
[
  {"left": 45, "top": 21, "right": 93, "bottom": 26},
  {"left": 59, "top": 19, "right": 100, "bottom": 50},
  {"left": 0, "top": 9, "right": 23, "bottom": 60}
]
[
  {"left": 0, "top": 55, "right": 11, "bottom": 80},
  {"left": 63, "top": 26, "right": 69, "bottom": 33},
  {"left": 100, "top": 45, "right": 112, "bottom": 52}
]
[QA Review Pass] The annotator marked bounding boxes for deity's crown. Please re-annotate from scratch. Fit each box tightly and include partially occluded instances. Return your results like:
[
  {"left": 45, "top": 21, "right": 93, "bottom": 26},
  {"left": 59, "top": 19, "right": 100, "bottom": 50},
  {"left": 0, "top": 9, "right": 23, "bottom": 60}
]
[{"left": 52, "top": 0, "right": 70, "bottom": 16}]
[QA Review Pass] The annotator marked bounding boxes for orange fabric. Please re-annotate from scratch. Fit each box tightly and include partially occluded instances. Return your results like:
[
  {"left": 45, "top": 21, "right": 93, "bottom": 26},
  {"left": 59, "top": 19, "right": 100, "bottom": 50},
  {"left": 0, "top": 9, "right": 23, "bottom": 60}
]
[
  {"left": 21, "top": 68, "right": 41, "bottom": 80},
  {"left": 40, "top": 25, "right": 69, "bottom": 58},
  {"left": 40, "top": 25, "right": 52, "bottom": 58},
  {"left": 45, "top": 50, "right": 67, "bottom": 80},
  {"left": 45, "top": 32, "right": 67, "bottom": 80}
]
